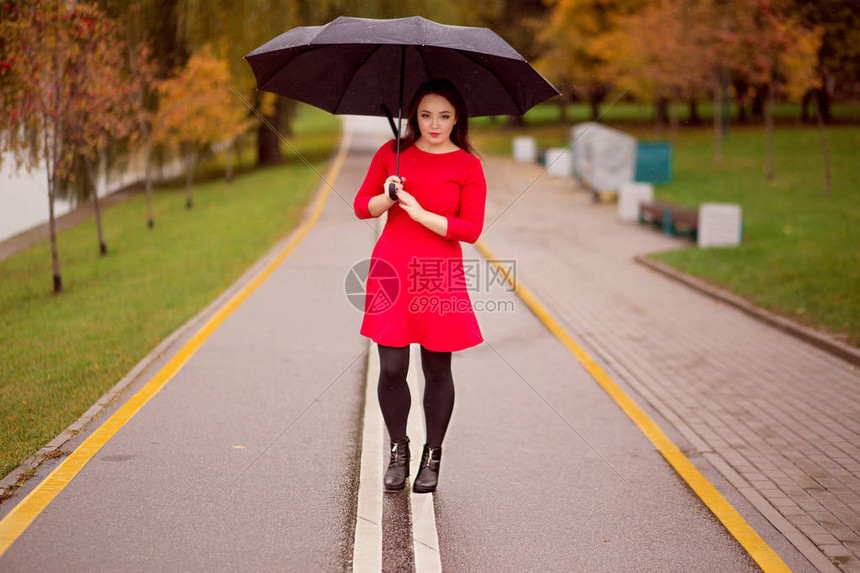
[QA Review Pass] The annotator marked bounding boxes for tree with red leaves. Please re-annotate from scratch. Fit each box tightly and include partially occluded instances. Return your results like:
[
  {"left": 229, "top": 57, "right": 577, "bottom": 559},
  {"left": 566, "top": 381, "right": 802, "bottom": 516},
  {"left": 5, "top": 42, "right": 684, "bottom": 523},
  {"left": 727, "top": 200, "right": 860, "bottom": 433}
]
[
  {"left": 0, "top": 1, "right": 114, "bottom": 292},
  {"left": 68, "top": 5, "right": 135, "bottom": 256}
]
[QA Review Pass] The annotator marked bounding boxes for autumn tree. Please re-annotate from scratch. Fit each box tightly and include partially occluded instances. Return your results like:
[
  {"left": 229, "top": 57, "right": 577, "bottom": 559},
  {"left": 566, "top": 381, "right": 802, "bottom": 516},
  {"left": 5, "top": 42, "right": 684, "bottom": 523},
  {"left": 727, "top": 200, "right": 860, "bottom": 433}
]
[
  {"left": 124, "top": 38, "right": 160, "bottom": 228},
  {"left": 730, "top": 0, "right": 822, "bottom": 182},
  {"left": 788, "top": 0, "right": 860, "bottom": 124},
  {"left": 535, "top": 0, "right": 646, "bottom": 121},
  {"left": 0, "top": 0, "right": 121, "bottom": 292},
  {"left": 592, "top": 0, "right": 712, "bottom": 141},
  {"left": 152, "top": 45, "right": 252, "bottom": 209},
  {"left": 69, "top": 7, "right": 135, "bottom": 256}
]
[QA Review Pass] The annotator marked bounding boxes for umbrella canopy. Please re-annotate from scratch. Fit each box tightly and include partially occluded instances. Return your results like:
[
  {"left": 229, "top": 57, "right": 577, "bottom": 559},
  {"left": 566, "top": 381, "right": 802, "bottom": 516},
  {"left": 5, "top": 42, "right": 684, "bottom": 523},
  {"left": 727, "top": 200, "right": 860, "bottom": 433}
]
[{"left": 244, "top": 15, "right": 560, "bottom": 120}]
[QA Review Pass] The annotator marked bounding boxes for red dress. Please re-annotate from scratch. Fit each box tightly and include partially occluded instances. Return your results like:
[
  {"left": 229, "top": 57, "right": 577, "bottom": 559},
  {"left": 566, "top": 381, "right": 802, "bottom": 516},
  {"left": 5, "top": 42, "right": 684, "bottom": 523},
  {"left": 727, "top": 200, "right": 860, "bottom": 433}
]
[{"left": 353, "top": 139, "right": 487, "bottom": 352}]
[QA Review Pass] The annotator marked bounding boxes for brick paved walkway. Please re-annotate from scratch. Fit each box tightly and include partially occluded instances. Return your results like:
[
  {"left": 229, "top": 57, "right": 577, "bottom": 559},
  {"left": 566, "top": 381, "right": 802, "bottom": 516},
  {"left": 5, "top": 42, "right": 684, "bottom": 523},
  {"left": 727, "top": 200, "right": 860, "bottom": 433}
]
[{"left": 479, "top": 155, "right": 860, "bottom": 573}]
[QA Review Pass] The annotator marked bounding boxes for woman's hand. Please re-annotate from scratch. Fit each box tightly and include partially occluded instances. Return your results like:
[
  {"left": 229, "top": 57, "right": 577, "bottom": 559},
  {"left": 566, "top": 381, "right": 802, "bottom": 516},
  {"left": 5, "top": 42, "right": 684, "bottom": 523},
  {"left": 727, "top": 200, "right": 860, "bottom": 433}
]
[
  {"left": 383, "top": 175, "right": 406, "bottom": 201},
  {"left": 393, "top": 183, "right": 448, "bottom": 237},
  {"left": 395, "top": 188, "right": 427, "bottom": 223}
]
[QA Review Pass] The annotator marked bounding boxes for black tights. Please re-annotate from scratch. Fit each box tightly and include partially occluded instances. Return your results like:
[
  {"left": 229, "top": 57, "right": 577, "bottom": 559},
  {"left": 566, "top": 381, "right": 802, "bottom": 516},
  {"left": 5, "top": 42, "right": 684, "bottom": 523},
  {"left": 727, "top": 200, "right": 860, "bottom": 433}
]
[{"left": 377, "top": 344, "right": 454, "bottom": 448}]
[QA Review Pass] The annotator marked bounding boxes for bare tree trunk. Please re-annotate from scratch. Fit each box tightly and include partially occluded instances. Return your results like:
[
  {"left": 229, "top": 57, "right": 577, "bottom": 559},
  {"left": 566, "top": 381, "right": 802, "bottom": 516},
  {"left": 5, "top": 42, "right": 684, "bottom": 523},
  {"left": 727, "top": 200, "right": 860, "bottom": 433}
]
[
  {"left": 557, "top": 93, "right": 568, "bottom": 123},
  {"left": 129, "top": 42, "right": 155, "bottom": 229},
  {"left": 819, "top": 73, "right": 833, "bottom": 124},
  {"left": 144, "top": 136, "right": 154, "bottom": 228},
  {"left": 714, "top": 74, "right": 723, "bottom": 166},
  {"left": 93, "top": 181, "right": 107, "bottom": 255},
  {"left": 736, "top": 97, "right": 748, "bottom": 124},
  {"left": 43, "top": 114, "right": 63, "bottom": 293},
  {"left": 50, "top": 5, "right": 63, "bottom": 293},
  {"left": 669, "top": 91, "right": 679, "bottom": 147},
  {"left": 752, "top": 84, "right": 765, "bottom": 121},
  {"left": 800, "top": 89, "right": 814, "bottom": 124},
  {"left": 688, "top": 99, "right": 701, "bottom": 126},
  {"left": 85, "top": 156, "right": 108, "bottom": 255},
  {"left": 47, "top": 166, "right": 62, "bottom": 294},
  {"left": 765, "top": 77, "right": 774, "bottom": 182},
  {"left": 185, "top": 142, "right": 194, "bottom": 209},
  {"left": 102, "top": 149, "right": 111, "bottom": 252},
  {"left": 732, "top": 78, "right": 748, "bottom": 124},
  {"left": 589, "top": 90, "right": 601, "bottom": 121},
  {"left": 816, "top": 90, "right": 833, "bottom": 199},
  {"left": 654, "top": 95, "right": 667, "bottom": 139},
  {"left": 257, "top": 117, "right": 280, "bottom": 164},
  {"left": 280, "top": 97, "right": 297, "bottom": 137},
  {"left": 257, "top": 94, "right": 283, "bottom": 165}
]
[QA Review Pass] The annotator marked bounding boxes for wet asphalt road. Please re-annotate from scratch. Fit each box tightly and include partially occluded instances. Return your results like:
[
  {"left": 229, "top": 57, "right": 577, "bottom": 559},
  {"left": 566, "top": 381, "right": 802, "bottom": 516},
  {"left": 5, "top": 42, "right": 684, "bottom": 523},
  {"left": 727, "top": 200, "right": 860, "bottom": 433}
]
[{"left": 0, "top": 134, "right": 802, "bottom": 571}]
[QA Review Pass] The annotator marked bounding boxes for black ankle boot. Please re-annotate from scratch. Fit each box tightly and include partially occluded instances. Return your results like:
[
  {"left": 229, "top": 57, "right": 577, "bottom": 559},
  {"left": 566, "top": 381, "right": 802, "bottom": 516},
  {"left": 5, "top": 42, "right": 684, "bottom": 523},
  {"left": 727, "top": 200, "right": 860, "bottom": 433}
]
[
  {"left": 412, "top": 444, "right": 442, "bottom": 494},
  {"left": 383, "top": 437, "right": 410, "bottom": 491}
]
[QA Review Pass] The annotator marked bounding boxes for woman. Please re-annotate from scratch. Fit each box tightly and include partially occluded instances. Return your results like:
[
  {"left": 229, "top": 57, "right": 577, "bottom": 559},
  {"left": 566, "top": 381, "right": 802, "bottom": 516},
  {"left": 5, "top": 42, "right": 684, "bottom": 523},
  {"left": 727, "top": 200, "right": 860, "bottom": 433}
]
[{"left": 353, "top": 78, "right": 487, "bottom": 494}]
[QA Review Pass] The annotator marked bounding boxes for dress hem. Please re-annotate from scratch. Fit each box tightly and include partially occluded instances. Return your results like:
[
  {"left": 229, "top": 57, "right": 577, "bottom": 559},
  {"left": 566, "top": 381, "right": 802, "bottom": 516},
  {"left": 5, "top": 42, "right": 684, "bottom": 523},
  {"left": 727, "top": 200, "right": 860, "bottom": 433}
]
[{"left": 360, "top": 334, "right": 483, "bottom": 353}]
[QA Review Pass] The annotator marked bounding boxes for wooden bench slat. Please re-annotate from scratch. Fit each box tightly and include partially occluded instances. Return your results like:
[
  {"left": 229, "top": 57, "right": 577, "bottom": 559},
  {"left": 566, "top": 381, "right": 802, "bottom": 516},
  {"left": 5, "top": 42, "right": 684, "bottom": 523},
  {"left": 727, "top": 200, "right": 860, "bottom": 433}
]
[{"left": 638, "top": 201, "right": 699, "bottom": 239}]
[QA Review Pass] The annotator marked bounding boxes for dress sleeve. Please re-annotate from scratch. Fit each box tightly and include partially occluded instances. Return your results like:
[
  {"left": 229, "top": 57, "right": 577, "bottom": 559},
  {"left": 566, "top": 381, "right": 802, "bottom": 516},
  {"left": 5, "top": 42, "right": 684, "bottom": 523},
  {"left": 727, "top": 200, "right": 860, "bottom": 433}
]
[
  {"left": 444, "top": 157, "right": 487, "bottom": 244},
  {"left": 353, "top": 141, "right": 392, "bottom": 219}
]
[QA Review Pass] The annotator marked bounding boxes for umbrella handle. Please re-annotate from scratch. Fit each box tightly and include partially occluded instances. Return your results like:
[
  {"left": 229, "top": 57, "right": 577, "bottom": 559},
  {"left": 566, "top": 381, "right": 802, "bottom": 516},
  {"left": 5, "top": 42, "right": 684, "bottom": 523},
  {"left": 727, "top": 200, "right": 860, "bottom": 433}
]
[{"left": 388, "top": 46, "right": 406, "bottom": 203}]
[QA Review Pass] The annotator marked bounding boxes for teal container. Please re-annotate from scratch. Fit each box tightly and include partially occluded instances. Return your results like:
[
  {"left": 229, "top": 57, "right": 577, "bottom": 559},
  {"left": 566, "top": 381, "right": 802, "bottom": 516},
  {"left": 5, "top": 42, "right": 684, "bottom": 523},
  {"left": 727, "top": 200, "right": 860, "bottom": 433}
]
[{"left": 635, "top": 141, "right": 672, "bottom": 184}]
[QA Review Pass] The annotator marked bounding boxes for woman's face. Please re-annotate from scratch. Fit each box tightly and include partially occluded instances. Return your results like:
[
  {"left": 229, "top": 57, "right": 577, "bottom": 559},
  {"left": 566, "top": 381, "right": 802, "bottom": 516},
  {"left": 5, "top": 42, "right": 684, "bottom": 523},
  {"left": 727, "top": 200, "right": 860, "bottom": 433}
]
[{"left": 416, "top": 93, "right": 457, "bottom": 147}]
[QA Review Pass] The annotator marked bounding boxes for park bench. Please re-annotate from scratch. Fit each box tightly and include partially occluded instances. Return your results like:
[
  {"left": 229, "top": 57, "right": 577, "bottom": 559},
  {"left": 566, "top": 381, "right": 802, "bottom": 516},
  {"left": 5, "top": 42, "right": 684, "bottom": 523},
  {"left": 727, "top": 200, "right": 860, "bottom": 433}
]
[{"left": 638, "top": 201, "right": 699, "bottom": 239}]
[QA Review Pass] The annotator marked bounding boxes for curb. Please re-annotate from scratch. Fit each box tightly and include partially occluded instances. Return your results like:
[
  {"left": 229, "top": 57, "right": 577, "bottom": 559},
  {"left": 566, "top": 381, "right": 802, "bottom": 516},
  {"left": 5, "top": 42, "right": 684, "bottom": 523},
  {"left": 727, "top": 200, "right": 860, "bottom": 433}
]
[
  {"left": 0, "top": 302, "right": 200, "bottom": 495},
  {"left": 0, "top": 136, "right": 346, "bottom": 500},
  {"left": 634, "top": 254, "right": 860, "bottom": 368}
]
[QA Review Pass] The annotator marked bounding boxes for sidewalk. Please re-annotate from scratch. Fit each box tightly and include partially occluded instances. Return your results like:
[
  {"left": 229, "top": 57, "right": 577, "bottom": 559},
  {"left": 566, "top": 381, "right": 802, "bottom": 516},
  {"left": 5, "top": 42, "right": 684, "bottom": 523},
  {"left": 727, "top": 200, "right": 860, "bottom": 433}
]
[{"left": 479, "top": 153, "right": 860, "bottom": 572}]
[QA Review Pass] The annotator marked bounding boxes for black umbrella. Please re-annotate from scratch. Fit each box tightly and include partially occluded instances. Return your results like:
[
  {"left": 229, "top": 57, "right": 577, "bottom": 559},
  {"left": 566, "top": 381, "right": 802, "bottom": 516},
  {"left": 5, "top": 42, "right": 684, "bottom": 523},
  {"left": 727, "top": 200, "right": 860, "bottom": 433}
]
[{"left": 244, "top": 15, "right": 560, "bottom": 198}]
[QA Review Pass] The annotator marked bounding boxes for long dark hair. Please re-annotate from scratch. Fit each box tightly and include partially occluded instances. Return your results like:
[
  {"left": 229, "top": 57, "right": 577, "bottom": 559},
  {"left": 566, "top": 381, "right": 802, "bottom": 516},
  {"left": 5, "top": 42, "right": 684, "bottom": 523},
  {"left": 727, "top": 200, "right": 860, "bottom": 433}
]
[{"left": 396, "top": 78, "right": 479, "bottom": 158}]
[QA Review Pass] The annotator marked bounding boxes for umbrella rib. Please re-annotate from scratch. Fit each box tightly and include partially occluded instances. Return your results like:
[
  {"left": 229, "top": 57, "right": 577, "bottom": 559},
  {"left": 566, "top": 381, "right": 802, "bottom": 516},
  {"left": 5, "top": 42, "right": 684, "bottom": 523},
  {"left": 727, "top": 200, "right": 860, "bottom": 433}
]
[
  {"left": 333, "top": 43, "right": 386, "bottom": 115},
  {"left": 415, "top": 45, "right": 431, "bottom": 83},
  {"left": 455, "top": 50, "right": 526, "bottom": 116}
]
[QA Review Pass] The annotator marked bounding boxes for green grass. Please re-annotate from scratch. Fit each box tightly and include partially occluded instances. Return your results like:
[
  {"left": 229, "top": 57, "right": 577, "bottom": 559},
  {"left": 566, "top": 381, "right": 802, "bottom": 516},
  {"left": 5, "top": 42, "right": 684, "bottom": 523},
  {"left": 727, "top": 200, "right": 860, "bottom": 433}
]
[
  {"left": 471, "top": 105, "right": 860, "bottom": 347},
  {"left": 648, "top": 125, "right": 859, "bottom": 346},
  {"left": 0, "top": 103, "right": 339, "bottom": 479},
  {"left": 471, "top": 100, "right": 860, "bottom": 128}
]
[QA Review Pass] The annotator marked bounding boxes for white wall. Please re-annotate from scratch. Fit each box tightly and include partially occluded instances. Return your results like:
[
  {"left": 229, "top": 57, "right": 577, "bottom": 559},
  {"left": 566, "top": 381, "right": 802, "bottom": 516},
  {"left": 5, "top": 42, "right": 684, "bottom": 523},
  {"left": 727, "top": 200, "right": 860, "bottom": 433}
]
[
  {"left": 0, "top": 160, "right": 75, "bottom": 243},
  {"left": 0, "top": 146, "right": 186, "bottom": 244}
]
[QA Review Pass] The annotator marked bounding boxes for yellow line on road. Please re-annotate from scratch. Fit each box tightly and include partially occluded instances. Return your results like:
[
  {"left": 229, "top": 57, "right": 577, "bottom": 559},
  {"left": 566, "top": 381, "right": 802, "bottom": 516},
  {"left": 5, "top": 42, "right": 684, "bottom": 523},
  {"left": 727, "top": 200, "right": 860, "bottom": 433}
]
[
  {"left": 0, "top": 133, "right": 351, "bottom": 558},
  {"left": 474, "top": 239, "right": 791, "bottom": 573}
]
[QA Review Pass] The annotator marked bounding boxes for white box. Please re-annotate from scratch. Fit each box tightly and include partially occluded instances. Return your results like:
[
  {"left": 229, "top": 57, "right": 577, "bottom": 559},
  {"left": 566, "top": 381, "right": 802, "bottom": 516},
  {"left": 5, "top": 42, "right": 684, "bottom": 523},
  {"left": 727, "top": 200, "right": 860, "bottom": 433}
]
[
  {"left": 513, "top": 136, "right": 537, "bottom": 163},
  {"left": 618, "top": 183, "right": 654, "bottom": 221},
  {"left": 570, "top": 123, "right": 595, "bottom": 180},
  {"left": 698, "top": 203, "right": 742, "bottom": 247},
  {"left": 545, "top": 147, "right": 573, "bottom": 178},
  {"left": 569, "top": 123, "right": 635, "bottom": 191},
  {"left": 590, "top": 130, "right": 636, "bottom": 191}
]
